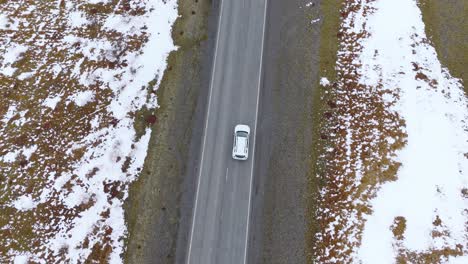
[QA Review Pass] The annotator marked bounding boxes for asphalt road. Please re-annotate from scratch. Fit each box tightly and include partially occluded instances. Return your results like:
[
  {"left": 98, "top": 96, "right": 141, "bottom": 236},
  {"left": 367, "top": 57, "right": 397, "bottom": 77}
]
[{"left": 186, "top": 0, "right": 268, "bottom": 263}]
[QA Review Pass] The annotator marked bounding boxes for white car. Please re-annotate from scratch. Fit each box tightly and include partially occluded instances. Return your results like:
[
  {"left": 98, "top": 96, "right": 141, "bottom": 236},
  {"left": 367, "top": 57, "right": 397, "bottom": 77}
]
[{"left": 232, "top": 124, "right": 250, "bottom": 160}]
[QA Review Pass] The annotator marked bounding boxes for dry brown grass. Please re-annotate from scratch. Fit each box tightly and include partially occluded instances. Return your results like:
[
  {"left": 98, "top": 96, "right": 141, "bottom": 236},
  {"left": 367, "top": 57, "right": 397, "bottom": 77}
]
[
  {"left": 313, "top": 0, "right": 467, "bottom": 262},
  {"left": 391, "top": 216, "right": 407, "bottom": 241},
  {"left": 392, "top": 215, "right": 465, "bottom": 263},
  {"left": 313, "top": 0, "right": 407, "bottom": 262},
  {"left": 0, "top": 0, "right": 159, "bottom": 262}
]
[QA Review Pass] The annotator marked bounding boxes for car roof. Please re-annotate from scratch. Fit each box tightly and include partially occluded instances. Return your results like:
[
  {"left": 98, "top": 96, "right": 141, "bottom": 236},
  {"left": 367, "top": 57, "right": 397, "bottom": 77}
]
[{"left": 234, "top": 135, "right": 248, "bottom": 155}]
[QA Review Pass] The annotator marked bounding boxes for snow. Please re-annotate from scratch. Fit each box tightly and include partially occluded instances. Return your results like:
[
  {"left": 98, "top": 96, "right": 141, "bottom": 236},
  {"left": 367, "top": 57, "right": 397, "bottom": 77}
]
[
  {"left": 448, "top": 255, "right": 468, "bottom": 264},
  {"left": 314, "top": 0, "right": 468, "bottom": 262},
  {"left": 105, "top": 0, "right": 178, "bottom": 119},
  {"left": 12, "top": 195, "right": 36, "bottom": 211},
  {"left": 351, "top": 0, "right": 468, "bottom": 262},
  {"left": 63, "top": 36, "right": 114, "bottom": 62},
  {"left": 0, "top": 14, "right": 19, "bottom": 30},
  {"left": 0, "top": 14, "right": 9, "bottom": 29},
  {"left": 0, "top": 141, "right": 35, "bottom": 165},
  {"left": 86, "top": 0, "right": 111, "bottom": 4},
  {"left": 320, "top": 77, "right": 330, "bottom": 86},
  {"left": 0, "top": 0, "right": 178, "bottom": 262},
  {"left": 0, "top": 43, "right": 28, "bottom": 76},
  {"left": 42, "top": 95, "right": 62, "bottom": 110},
  {"left": 17, "top": 72, "right": 34, "bottom": 80},
  {"left": 46, "top": 127, "right": 153, "bottom": 263},
  {"left": 311, "top": 18, "right": 320, "bottom": 24},
  {"left": 103, "top": 14, "right": 145, "bottom": 34},
  {"left": 41, "top": 1, "right": 178, "bottom": 262},
  {"left": 2, "top": 44, "right": 27, "bottom": 64},
  {"left": 2, "top": 151, "right": 19, "bottom": 163},
  {"left": 68, "top": 11, "right": 89, "bottom": 28},
  {"left": 13, "top": 255, "right": 29, "bottom": 264},
  {"left": 22, "top": 145, "right": 37, "bottom": 159},
  {"left": 1, "top": 104, "right": 17, "bottom": 123},
  {"left": 69, "top": 90, "right": 94, "bottom": 107}
]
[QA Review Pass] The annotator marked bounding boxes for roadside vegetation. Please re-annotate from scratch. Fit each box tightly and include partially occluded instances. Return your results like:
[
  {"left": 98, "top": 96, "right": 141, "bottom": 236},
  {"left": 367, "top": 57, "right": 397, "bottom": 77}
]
[
  {"left": 0, "top": 0, "right": 177, "bottom": 262},
  {"left": 311, "top": 0, "right": 468, "bottom": 262},
  {"left": 311, "top": 1, "right": 406, "bottom": 260},
  {"left": 307, "top": 0, "right": 343, "bottom": 262}
]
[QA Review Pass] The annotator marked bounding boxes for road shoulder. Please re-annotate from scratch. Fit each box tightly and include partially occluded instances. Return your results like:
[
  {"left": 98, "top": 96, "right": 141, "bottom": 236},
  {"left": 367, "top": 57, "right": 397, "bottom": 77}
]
[
  {"left": 123, "top": 1, "right": 216, "bottom": 263},
  {"left": 249, "top": 0, "right": 323, "bottom": 263}
]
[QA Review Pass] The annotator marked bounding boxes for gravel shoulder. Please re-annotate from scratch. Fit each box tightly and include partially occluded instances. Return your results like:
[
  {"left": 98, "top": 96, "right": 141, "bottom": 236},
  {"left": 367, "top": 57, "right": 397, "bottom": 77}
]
[
  {"left": 123, "top": 1, "right": 216, "bottom": 263},
  {"left": 248, "top": 0, "right": 323, "bottom": 263}
]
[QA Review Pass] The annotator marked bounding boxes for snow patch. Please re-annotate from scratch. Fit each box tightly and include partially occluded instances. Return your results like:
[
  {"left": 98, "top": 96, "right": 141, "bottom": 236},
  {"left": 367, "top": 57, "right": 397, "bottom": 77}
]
[
  {"left": 355, "top": 0, "right": 468, "bottom": 262},
  {"left": 43, "top": 95, "right": 62, "bottom": 110},
  {"left": 12, "top": 195, "right": 36, "bottom": 211},
  {"left": 320, "top": 77, "right": 330, "bottom": 86},
  {"left": 69, "top": 90, "right": 94, "bottom": 107},
  {"left": 1, "top": 43, "right": 28, "bottom": 76},
  {"left": 68, "top": 11, "right": 89, "bottom": 28},
  {"left": 13, "top": 254, "right": 29, "bottom": 264}
]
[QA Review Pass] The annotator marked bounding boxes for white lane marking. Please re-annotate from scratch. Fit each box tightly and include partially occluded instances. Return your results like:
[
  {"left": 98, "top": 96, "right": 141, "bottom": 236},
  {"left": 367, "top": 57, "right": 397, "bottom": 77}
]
[
  {"left": 225, "top": 167, "right": 229, "bottom": 181},
  {"left": 186, "top": 0, "right": 225, "bottom": 262},
  {"left": 243, "top": 0, "right": 268, "bottom": 263}
]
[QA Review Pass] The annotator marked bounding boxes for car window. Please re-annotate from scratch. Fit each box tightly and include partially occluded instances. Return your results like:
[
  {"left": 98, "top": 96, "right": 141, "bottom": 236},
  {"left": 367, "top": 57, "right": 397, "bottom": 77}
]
[{"left": 237, "top": 131, "right": 248, "bottom": 137}]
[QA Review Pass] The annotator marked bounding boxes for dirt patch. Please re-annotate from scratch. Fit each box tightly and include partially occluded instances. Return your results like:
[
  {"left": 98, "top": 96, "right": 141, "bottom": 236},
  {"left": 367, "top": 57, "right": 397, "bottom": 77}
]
[{"left": 123, "top": 0, "right": 213, "bottom": 263}]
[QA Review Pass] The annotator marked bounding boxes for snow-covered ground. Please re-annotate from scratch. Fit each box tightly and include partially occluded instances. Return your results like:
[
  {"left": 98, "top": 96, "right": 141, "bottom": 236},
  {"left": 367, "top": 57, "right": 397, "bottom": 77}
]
[
  {"left": 315, "top": 0, "right": 468, "bottom": 263},
  {"left": 0, "top": 1, "right": 177, "bottom": 263}
]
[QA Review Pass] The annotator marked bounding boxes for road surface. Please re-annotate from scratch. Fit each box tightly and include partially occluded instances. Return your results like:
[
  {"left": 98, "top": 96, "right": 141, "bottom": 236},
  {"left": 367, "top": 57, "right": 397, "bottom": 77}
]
[{"left": 186, "top": 0, "right": 268, "bottom": 263}]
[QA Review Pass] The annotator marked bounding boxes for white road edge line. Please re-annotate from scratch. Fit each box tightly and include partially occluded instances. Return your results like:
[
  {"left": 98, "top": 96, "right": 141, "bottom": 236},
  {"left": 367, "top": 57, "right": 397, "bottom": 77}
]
[
  {"left": 243, "top": 0, "right": 268, "bottom": 263},
  {"left": 186, "top": 0, "right": 225, "bottom": 262}
]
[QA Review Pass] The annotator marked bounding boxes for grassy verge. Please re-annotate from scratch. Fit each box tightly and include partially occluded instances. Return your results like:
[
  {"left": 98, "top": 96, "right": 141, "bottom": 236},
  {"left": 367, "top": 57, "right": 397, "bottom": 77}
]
[
  {"left": 417, "top": 0, "right": 468, "bottom": 92},
  {"left": 306, "top": 0, "right": 343, "bottom": 262}
]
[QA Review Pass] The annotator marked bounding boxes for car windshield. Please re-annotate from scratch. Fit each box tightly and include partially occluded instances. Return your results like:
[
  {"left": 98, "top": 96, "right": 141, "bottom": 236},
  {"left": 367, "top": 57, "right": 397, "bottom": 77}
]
[{"left": 237, "top": 131, "right": 248, "bottom": 138}]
